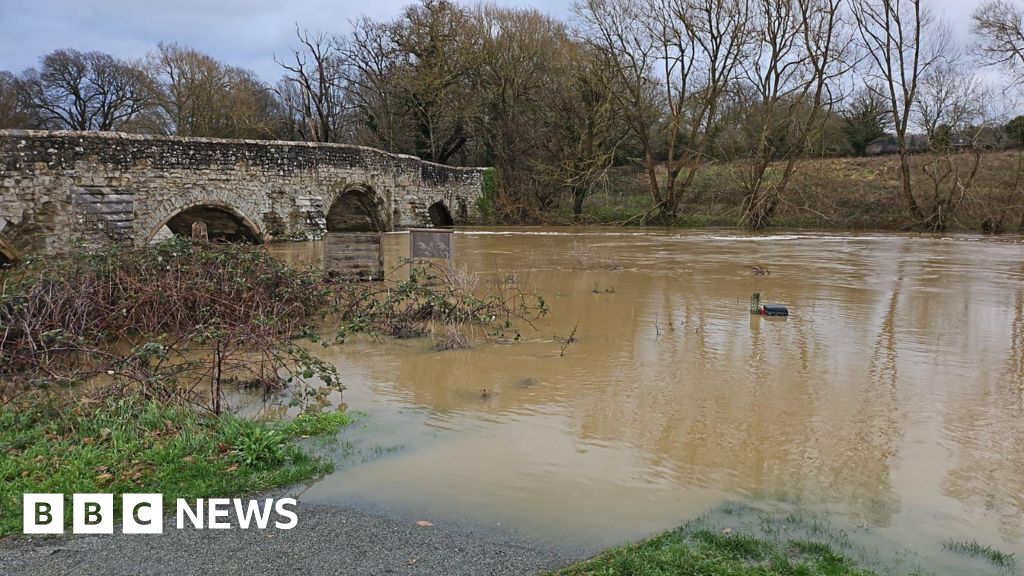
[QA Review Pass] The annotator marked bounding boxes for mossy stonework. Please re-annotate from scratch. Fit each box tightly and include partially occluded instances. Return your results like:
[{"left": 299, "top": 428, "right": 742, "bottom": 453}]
[{"left": 0, "top": 130, "right": 485, "bottom": 258}]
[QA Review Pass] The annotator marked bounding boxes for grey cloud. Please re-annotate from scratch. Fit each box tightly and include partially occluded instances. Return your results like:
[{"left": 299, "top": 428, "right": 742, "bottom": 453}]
[
  {"left": 0, "top": 0, "right": 987, "bottom": 83},
  {"left": 0, "top": 0, "right": 570, "bottom": 81}
]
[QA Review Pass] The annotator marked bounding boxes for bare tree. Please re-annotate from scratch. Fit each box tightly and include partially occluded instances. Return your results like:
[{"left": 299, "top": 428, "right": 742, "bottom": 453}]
[
  {"left": 651, "top": 0, "right": 754, "bottom": 220},
  {"left": 472, "top": 5, "right": 571, "bottom": 215},
  {"left": 914, "top": 61, "right": 989, "bottom": 231},
  {"left": 146, "top": 43, "right": 284, "bottom": 139},
  {"left": 576, "top": 0, "right": 753, "bottom": 221},
  {"left": 147, "top": 43, "right": 228, "bottom": 136},
  {"left": 575, "top": 0, "right": 663, "bottom": 215},
  {"left": 739, "top": 0, "right": 850, "bottom": 228},
  {"left": 18, "top": 49, "right": 154, "bottom": 131},
  {"left": 389, "top": 0, "right": 480, "bottom": 163},
  {"left": 851, "top": 0, "right": 941, "bottom": 221},
  {"left": 219, "top": 67, "right": 288, "bottom": 139},
  {"left": 915, "top": 57, "right": 978, "bottom": 143},
  {"left": 539, "top": 43, "right": 628, "bottom": 220},
  {"left": 972, "top": 0, "right": 1024, "bottom": 85},
  {"left": 973, "top": 1, "right": 1024, "bottom": 232},
  {"left": 0, "top": 71, "right": 30, "bottom": 129},
  {"left": 275, "top": 27, "right": 349, "bottom": 143},
  {"left": 340, "top": 17, "right": 406, "bottom": 152}
]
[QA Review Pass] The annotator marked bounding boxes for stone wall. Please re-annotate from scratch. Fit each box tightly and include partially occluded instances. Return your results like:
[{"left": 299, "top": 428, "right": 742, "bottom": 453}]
[{"left": 0, "top": 130, "right": 485, "bottom": 259}]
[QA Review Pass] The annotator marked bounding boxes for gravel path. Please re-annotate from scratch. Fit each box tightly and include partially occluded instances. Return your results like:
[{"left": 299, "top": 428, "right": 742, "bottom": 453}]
[{"left": 0, "top": 502, "right": 580, "bottom": 576}]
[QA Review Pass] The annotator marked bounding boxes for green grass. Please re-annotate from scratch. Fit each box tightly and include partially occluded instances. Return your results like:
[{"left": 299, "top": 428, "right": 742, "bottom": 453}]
[
  {"left": 941, "top": 538, "right": 1017, "bottom": 569},
  {"left": 0, "top": 398, "right": 354, "bottom": 537},
  {"left": 552, "top": 507, "right": 879, "bottom": 576},
  {"left": 278, "top": 411, "right": 355, "bottom": 437}
]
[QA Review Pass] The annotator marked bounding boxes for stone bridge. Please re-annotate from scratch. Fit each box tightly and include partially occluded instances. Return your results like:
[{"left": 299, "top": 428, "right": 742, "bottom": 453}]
[{"left": 0, "top": 130, "right": 487, "bottom": 265}]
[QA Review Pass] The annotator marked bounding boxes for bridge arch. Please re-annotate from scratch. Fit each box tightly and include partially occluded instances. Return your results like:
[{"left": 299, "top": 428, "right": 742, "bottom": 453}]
[
  {"left": 428, "top": 201, "right": 455, "bottom": 227},
  {"left": 326, "top": 184, "right": 389, "bottom": 232},
  {"left": 148, "top": 201, "right": 264, "bottom": 244}
]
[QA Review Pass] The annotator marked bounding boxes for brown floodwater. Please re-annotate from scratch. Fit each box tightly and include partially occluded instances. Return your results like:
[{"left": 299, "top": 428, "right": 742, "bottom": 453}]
[{"left": 264, "top": 228, "right": 1024, "bottom": 567}]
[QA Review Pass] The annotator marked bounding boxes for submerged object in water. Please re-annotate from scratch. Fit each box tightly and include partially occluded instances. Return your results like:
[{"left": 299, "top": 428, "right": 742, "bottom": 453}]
[
  {"left": 760, "top": 304, "right": 789, "bottom": 316},
  {"left": 750, "top": 292, "right": 789, "bottom": 317}
]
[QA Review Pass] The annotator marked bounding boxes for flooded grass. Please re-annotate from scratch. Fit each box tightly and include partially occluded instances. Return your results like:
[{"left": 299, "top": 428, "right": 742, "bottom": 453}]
[
  {"left": 552, "top": 504, "right": 879, "bottom": 576},
  {"left": 364, "top": 444, "right": 405, "bottom": 462},
  {"left": 942, "top": 538, "right": 1017, "bottom": 569},
  {"left": 278, "top": 411, "right": 355, "bottom": 437},
  {"left": 0, "top": 397, "right": 354, "bottom": 537},
  {"left": 551, "top": 501, "right": 1024, "bottom": 575}
]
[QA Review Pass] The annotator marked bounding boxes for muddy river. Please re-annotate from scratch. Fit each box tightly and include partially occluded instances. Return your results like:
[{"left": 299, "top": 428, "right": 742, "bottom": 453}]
[{"left": 266, "top": 229, "right": 1024, "bottom": 567}]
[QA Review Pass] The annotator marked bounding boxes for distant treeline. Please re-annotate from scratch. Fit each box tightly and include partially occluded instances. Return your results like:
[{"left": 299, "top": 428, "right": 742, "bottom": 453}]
[{"left": 2, "top": 0, "right": 1024, "bottom": 230}]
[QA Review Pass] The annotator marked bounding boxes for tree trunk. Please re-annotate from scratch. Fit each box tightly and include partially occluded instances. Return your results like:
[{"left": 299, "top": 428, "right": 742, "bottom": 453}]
[
  {"left": 898, "top": 147, "right": 923, "bottom": 220},
  {"left": 572, "top": 187, "right": 585, "bottom": 222},
  {"left": 743, "top": 185, "right": 777, "bottom": 230},
  {"left": 659, "top": 193, "right": 681, "bottom": 222},
  {"left": 644, "top": 150, "right": 662, "bottom": 209}
]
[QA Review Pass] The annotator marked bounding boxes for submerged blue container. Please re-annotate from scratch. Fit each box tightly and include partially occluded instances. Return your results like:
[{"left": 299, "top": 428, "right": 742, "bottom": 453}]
[
  {"left": 759, "top": 304, "right": 789, "bottom": 316},
  {"left": 750, "top": 293, "right": 789, "bottom": 317}
]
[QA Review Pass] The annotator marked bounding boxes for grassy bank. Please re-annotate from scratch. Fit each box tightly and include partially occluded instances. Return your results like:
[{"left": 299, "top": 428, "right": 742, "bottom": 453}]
[
  {"left": 0, "top": 239, "right": 353, "bottom": 538},
  {"left": 552, "top": 503, "right": 1018, "bottom": 576},
  {"left": 0, "top": 397, "right": 353, "bottom": 537},
  {"left": 568, "top": 150, "right": 1024, "bottom": 232},
  {"left": 0, "top": 240, "right": 546, "bottom": 538},
  {"left": 553, "top": 514, "right": 878, "bottom": 576}
]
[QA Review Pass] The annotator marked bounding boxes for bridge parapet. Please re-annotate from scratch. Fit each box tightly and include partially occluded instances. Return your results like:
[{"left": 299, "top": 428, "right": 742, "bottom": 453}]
[{"left": 0, "top": 130, "right": 485, "bottom": 259}]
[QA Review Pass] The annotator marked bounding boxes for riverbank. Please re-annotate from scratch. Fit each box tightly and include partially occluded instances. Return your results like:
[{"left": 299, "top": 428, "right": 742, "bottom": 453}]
[
  {"left": 0, "top": 238, "right": 359, "bottom": 536},
  {"left": 552, "top": 519, "right": 879, "bottom": 575},
  {"left": 564, "top": 150, "right": 1024, "bottom": 232},
  {"left": 552, "top": 503, "right": 1018, "bottom": 576},
  {"left": 0, "top": 238, "right": 544, "bottom": 542}
]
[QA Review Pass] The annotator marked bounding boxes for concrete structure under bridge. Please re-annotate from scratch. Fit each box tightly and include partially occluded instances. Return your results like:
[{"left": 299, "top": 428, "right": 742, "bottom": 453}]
[{"left": 0, "top": 130, "right": 485, "bottom": 269}]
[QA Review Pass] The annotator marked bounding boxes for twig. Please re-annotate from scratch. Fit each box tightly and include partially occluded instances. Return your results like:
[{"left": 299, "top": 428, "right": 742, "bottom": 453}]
[{"left": 560, "top": 322, "right": 579, "bottom": 357}]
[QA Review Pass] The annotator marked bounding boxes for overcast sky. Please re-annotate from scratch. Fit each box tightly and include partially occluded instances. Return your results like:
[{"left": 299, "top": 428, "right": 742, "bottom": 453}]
[{"left": 0, "top": 0, "right": 992, "bottom": 83}]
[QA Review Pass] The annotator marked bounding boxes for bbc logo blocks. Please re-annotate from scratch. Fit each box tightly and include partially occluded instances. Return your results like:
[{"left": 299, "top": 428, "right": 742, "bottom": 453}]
[
  {"left": 23, "top": 494, "right": 163, "bottom": 534},
  {"left": 22, "top": 494, "right": 63, "bottom": 534},
  {"left": 122, "top": 493, "right": 163, "bottom": 533}
]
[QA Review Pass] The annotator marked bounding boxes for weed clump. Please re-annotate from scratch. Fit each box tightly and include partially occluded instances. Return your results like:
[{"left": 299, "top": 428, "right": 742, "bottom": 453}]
[
  {"left": 335, "top": 261, "right": 547, "bottom": 348},
  {"left": 942, "top": 538, "right": 1017, "bottom": 568}
]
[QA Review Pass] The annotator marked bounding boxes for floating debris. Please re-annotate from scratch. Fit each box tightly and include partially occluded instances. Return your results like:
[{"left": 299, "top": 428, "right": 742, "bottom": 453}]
[{"left": 750, "top": 292, "right": 789, "bottom": 316}]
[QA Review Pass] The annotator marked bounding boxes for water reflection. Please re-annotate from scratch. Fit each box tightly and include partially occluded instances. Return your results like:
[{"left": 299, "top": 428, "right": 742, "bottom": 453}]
[{"left": 265, "top": 230, "right": 1024, "bottom": 556}]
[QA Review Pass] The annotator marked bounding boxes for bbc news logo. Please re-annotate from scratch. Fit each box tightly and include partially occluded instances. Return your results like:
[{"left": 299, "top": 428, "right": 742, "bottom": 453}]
[{"left": 23, "top": 494, "right": 298, "bottom": 534}]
